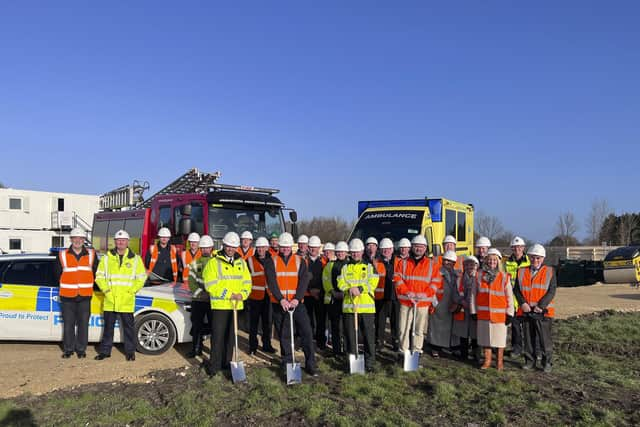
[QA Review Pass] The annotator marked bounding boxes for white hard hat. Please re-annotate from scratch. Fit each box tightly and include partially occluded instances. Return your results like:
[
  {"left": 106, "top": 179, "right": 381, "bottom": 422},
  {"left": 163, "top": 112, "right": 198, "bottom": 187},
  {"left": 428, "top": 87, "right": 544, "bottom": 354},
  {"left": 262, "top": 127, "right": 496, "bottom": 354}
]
[
  {"left": 379, "top": 238, "right": 394, "bottom": 249},
  {"left": 335, "top": 241, "right": 349, "bottom": 252},
  {"left": 443, "top": 250, "right": 458, "bottom": 263},
  {"left": 278, "top": 232, "right": 294, "bottom": 247},
  {"left": 348, "top": 238, "right": 365, "bottom": 252},
  {"left": 443, "top": 235, "right": 457, "bottom": 245},
  {"left": 510, "top": 236, "right": 525, "bottom": 247},
  {"left": 241, "top": 231, "right": 253, "bottom": 240},
  {"left": 398, "top": 238, "right": 411, "bottom": 248},
  {"left": 199, "top": 235, "right": 214, "bottom": 248},
  {"left": 308, "top": 235, "right": 322, "bottom": 247},
  {"left": 69, "top": 227, "right": 85, "bottom": 238},
  {"left": 158, "top": 227, "right": 171, "bottom": 238},
  {"left": 222, "top": 232, "right": 240, "bottom": 247},
  {"left": 114, "top": 229, "right": 130, "bottom": 240},
  {"left": 297, "top": 234, "right": 309, "bottom": 244},
  {"left": 487, "top": 248, "right": 502, "bottom": 259},
  {"left": 323, "top": 242, "right": 335, "bottom": 251},
  {"left": 188, "top": 232, "right": 200, "bottom": 243},
  {"left": 475, "top": 236, "right": 491, "bottom": 248},
  {"left": 255, "top": 237, "right": 269, "bottom": 247},
  {"left": 411, "top": 235, "right": 427, "bottom": 246},
  {"left": 464, "top": 255, "right": 480, "bottom": 265},
  {"left": 528, "top": 244, "right": 546, "bottom": 258},
  {"left": 365, "top": 237, "right": 378, "bottom": 246}
]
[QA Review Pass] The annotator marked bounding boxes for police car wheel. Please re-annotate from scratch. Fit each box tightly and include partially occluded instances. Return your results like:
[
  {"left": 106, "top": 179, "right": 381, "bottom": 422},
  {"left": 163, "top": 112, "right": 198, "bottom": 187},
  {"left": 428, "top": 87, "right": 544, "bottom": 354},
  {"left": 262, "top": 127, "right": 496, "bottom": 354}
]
[{"left": 135, "top": 313, "right": 177, "bottom": 355}]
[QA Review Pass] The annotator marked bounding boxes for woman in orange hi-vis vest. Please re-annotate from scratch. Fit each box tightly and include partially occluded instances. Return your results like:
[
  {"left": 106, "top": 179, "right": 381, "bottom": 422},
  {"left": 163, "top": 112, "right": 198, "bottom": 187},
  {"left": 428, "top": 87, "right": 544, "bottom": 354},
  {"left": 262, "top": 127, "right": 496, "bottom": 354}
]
[
  {"left": 451, "top": 255, "right": 480, "bottom": 361},
  {"left": 471, "top": 248, "right": 514, "bottom": 371}
]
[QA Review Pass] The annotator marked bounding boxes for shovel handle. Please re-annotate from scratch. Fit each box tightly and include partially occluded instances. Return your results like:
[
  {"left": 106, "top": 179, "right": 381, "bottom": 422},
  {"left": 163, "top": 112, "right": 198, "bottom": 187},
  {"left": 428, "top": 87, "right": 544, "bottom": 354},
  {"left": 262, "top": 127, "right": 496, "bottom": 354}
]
[
  {"left": 289, "top": 308, "right": 296, "bottom": 365},
  {"left": 233, "top": 301, "right": 239, "bottom": 364}
]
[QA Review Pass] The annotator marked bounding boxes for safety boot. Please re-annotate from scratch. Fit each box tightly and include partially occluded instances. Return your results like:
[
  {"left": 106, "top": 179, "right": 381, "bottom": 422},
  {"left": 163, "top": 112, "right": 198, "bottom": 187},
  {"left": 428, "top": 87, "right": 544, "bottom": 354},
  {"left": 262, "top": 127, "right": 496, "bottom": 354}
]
[
  {"left": 496, "top": 348, "right": 504, "bottom": 371},
  {"left": 480, "top": 348, "right": 492, "bottom": 370}
]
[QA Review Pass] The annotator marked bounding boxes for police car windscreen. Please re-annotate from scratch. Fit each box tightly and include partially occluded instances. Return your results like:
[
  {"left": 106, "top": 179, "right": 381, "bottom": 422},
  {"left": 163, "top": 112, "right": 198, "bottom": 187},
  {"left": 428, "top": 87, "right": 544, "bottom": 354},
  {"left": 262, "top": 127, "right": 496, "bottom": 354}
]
[{"left": 351, "top": 211, "right": 424, "bottom": 242}]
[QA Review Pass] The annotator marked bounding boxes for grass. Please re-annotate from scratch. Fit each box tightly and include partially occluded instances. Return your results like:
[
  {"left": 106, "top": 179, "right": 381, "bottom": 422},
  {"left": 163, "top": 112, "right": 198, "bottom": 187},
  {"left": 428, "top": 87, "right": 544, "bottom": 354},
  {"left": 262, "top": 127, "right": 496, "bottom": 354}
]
[{"left": 1, "top": 311, "right": 640, "bottom": 426}]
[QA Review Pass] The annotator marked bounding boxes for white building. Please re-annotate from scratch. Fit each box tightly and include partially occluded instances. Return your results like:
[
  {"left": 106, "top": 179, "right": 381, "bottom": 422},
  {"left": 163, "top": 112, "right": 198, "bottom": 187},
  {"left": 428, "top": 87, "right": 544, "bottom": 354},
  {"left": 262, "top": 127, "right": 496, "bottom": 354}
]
[{"left": 0, "top": 188, "right": 100, "bottom": 254}]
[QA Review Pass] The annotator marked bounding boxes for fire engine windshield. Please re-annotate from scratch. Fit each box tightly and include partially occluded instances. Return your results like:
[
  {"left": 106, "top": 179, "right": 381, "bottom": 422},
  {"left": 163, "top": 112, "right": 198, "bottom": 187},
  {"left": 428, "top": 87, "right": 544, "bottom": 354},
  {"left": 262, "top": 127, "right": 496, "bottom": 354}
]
[
  {"left": 208, "top": 207, "right": 284, "bottom": 240},
  {"left": 350, "top": 210, "right": 425, "bottom": 243}
]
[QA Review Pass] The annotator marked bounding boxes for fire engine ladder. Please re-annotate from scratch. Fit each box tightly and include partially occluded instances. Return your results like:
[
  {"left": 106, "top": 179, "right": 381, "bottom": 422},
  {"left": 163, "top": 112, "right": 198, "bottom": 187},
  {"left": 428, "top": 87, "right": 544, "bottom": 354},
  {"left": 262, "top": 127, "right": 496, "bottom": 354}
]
[{"left": 139, "top": 168, "right": 222, "bottom": 208}]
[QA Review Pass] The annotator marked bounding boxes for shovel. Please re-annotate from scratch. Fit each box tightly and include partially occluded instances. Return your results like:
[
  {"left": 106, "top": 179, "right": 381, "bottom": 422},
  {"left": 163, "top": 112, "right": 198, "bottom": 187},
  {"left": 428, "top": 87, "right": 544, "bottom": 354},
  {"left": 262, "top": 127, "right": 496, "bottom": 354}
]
[
  {"left": 404, "top": 301, "right": 420, "bottom": 371},
  {"left": 230, "top": 301, "right": 247, "bottom": 383},
  {"left": 349, "top": 303, "right": 365, "bottom": 375},
  {"left": 286, "top": 308, "right": 302, "bottom": 385}
]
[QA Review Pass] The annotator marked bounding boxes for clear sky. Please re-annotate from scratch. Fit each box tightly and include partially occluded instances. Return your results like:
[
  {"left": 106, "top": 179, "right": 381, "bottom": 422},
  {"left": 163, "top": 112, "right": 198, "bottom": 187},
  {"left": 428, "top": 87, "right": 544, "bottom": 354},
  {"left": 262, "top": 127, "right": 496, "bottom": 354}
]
[{"left": 1, "top": 1, "right": 639, "bottom": 242}]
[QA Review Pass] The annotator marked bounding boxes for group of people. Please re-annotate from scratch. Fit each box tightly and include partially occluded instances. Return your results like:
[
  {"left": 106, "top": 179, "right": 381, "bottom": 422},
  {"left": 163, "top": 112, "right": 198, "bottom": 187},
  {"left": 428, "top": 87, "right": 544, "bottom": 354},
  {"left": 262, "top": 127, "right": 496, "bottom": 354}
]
[{"left": 56, "top": 225, "right": 556, "bottom": 380}]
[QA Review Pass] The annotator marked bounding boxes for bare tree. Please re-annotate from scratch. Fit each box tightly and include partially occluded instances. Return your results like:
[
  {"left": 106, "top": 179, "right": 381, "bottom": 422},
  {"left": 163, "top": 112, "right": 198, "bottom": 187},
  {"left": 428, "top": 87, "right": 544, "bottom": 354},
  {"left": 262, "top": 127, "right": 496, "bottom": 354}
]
[
  {"left": 475, "top": 211, "right": 505, "bottom": 241},
  {"left": 297, "top": 216, "right": 355, "bottom": 243},
  {"left": 556, "top": 212, "right": 579, "bottom": 246},
  {"left": 585, "top": 199, "right": 610, "bottom": 245},
  {"left": 617, "top": 214, "right": 639, "bottom": 246}
]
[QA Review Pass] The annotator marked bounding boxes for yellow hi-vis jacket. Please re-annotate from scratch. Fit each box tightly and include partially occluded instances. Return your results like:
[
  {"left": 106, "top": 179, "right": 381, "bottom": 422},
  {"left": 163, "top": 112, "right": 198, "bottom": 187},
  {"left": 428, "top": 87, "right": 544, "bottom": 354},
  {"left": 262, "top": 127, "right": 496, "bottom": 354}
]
[
  {"left": 203, "top": 253, "right": 252, "bottom": 310},
  {"left": 337, "top": 261, "right": 378, "bottom": 314},
  {"left": 95, "top": 248, "right": 147, "bottom": 313}
]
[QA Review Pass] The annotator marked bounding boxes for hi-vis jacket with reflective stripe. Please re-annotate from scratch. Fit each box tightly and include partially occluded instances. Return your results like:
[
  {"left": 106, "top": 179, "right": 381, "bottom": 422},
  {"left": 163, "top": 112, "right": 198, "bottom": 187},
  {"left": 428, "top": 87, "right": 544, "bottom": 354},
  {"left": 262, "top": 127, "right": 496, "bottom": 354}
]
[
  {"left": 395, "top": 256, "right": 435, "bottom": 308},
  {"left": 237, "top": 246, "right": 255, "bottom": 261},
  {"left": 372, "top": 258, "right": 386, "bottom": 301},
  {"left": 95, "top": 248, "right": 147, "bottom": 312},
  {"left": 472, "top": 270, "right": 514, "bottom": 323},
  {"left": 504, "top": 254, "right": 531, "bottom": 310},
  {"left": 188, "top": 254, "right": 212, "bottom": 302},
  {"left": 182, "top": 249, "right": 202, "bottom": 282},
  {"left": 203, "top": 253, "right": 252, "bottom": 310},
  {"left": 247, "top": 255, "right": 267, "bottom": 300},
  {"left": 322, "top": 259, "right": 347, "bottom": 304},
  {"left": 337, "top": 261, "right": 378, "bottom": 314},
  {"left": 269, "top": 254, "right": 303, "bottom": 303},
  {"left": 515, "top": 266, "right": 556, "bottom": 318},
  {"left": 59, "top": 248, "right": 96, "bottom": 298}
]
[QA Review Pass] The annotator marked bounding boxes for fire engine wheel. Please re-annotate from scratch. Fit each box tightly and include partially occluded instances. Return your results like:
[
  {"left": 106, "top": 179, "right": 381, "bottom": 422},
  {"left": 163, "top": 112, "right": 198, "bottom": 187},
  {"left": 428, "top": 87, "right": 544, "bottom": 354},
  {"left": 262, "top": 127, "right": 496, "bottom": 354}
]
[{"left": 135, "top": 312, "right": 177, "bottom": 355}]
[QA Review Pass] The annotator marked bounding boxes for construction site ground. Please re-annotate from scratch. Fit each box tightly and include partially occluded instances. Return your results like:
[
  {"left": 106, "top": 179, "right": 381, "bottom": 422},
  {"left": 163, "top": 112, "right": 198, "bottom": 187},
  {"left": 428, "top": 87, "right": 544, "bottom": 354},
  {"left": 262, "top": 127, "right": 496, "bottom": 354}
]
[{"left": 0, "top": 282, "right": 638, "bottom": 399}]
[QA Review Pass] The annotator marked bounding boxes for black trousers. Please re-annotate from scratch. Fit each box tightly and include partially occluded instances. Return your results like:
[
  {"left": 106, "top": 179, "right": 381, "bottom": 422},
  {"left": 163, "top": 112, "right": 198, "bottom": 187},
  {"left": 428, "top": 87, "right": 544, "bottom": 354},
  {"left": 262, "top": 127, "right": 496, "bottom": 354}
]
[
  {"left": 100, "top": 311, "right": 135, "bottom": 355},
  {"left": 511, "top": 316, "right": 524, "bottom": 353},
  {"left": 248, "top": 297, "right": 273, "bottom": 351},
  {"left": 315, "top": 298, "right": 327, "bottom": 348},
  {"left": 326, "top": 301, "right": 344, "bottom": 355},
  {"left": 190, "top": 301, "right": 212, "bottom": 342},
  {"left": 304, "top": 297, "right": 317, "bottom": 335},
  {"left": 375, "top": 299, "right": 400, "bottom": 349},
  {"left": 344, "top": 312, "right": 375, "bottom": 369},
  {"left": 61, "top": 296, "right": 91, "bottom": 353},
  {"left": 210, "top": 310, "right": 234, "bottom": 372},
  {"left": 522, "top": 316, "right": 553, "bottom": 365},
  {"left": 272, "top": 303, "right": 316, "bottom": 369}
]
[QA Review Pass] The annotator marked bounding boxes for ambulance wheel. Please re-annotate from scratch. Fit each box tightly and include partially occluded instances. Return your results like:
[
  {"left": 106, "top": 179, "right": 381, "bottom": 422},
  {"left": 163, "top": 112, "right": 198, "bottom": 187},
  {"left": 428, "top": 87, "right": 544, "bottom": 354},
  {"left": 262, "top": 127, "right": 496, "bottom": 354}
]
[{"left": 135, "top": 312, "right": 177, "bottom": 355}]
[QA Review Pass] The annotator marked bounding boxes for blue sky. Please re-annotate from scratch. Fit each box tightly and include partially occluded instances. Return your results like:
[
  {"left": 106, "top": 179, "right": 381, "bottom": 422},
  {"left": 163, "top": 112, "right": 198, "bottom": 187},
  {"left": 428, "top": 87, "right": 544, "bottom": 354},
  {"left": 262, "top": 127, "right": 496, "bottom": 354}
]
[{"left": 1, "top": 1, "right": 639, "bottom": 242}]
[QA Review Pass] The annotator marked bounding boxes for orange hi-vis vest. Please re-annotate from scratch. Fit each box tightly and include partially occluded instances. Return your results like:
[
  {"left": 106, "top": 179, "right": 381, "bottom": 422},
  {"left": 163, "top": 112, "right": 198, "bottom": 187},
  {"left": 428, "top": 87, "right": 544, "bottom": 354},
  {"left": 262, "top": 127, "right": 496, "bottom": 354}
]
[
  {"left": 269, "top": 254, "right": 302, "bottom": 303},
  {"left": 181, "top": 249, "right": 201, "bottom": 281},
  {"left": 373, "top": 259, "right": 386, "bottom": 301},
  {"left": 516, "top": 266, "right": 555, "bottom": 318},
  {"left": 148, "top": 244, "right": 179, "bottom": 282},
  {"left": 237, "top": 246, "right": 255, "bottom": 261},
  {"left": 268, "top": 247, "right": 279, "bottom": 258},
  {"left": 475, "top": 271, "right": 510, "bottom": 323},
  {"left": 59, "top": 248, "right": 95, "bottom": 298},
  {"left": 247, "top": 255, "right": 267, "bottom": 300},
  {"left": 392, "top": 255, "right": 409, "bottom": 286},
  {"left": 396, "top": 256, "right": 434, "bottom": 308}
]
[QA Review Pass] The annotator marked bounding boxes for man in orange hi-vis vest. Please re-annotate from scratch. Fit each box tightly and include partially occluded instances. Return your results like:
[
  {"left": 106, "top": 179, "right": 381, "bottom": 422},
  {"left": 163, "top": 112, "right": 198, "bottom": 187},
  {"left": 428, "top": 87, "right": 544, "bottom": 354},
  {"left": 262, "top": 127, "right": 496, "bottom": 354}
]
[
  {"left": 55, "top": 227, "right": 98, "bottom": 359},
  {"left": 145, "top": 227, "right": 183, "bottom": 283}
]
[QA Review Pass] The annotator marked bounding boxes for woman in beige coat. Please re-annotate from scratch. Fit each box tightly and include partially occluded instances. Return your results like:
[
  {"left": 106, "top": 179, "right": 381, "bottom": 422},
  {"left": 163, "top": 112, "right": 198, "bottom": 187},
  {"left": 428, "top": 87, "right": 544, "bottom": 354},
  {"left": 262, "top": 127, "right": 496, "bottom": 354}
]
[{"left": 471, "top": 248, "right": 514, "bottom": 371}]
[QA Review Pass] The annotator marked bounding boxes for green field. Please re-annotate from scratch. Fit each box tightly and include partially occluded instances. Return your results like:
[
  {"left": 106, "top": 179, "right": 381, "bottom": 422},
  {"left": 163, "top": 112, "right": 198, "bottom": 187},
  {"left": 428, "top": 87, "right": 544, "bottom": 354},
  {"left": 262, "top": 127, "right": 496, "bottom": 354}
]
[{"left": 1, "top": 310, "right": 639, "bottom": 426}]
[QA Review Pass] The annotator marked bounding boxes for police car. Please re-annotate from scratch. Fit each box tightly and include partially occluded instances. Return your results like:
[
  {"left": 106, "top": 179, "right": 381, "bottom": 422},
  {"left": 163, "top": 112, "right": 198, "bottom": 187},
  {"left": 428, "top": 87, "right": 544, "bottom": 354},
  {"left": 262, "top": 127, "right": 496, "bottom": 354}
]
[{"left": 0, "top": 253, "right": 193, "bottom": 355}]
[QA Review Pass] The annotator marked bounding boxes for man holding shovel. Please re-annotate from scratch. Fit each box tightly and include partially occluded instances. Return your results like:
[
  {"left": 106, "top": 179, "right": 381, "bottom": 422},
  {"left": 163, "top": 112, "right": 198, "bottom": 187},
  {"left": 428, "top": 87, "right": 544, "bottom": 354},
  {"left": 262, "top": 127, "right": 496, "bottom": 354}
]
[
  {"left": 338, "top": 239, "right": 379, "bottom": 373},
  {"left": 266, "top": 232, "right": 318, "bottom": 377},
  {"left": 203, "top": 232, "right": 252, "bottom": 378}
]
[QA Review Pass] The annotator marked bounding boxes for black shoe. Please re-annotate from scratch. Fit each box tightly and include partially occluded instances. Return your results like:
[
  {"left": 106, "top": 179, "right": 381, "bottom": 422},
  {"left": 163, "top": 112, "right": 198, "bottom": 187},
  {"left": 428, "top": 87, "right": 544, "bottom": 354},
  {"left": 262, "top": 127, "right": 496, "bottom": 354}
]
[
  {"left": 186, "top": 349, "right": 199, "bottom": 358},
  {"left": 511, "top": 350, "right": 522, "bottom": 358},
  {"left": 543, "top": 363, "right": 552, "bottom": 373},
  {"left": 522, "top": 361, "right": 535, "bottom": 370},
  {"left": 262, "top": 346, "right": 277, "bottom": 354},
  {"left": 366, "top": 365, "right": 376, "bottom": 373},
  {"left": 77, "top": 352, "right": 86, "bottom": 359},
  {"left": 248, "top": 349, "right": 258, "bottom": 356},
  {"left": 94, "top": 353, "right": 110, "bottom": 360},
  {"left": 62, "top": 351, "right": 73, "bottom": 359},
  {"left": 126, "top": 353, "right": 136, "bottom": 361},
  {"left": 204, "top": 364, "right": 217, "bottom": 378},
  {"left": 305, "top": 366, "right": 319, "bottom": 377}
]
